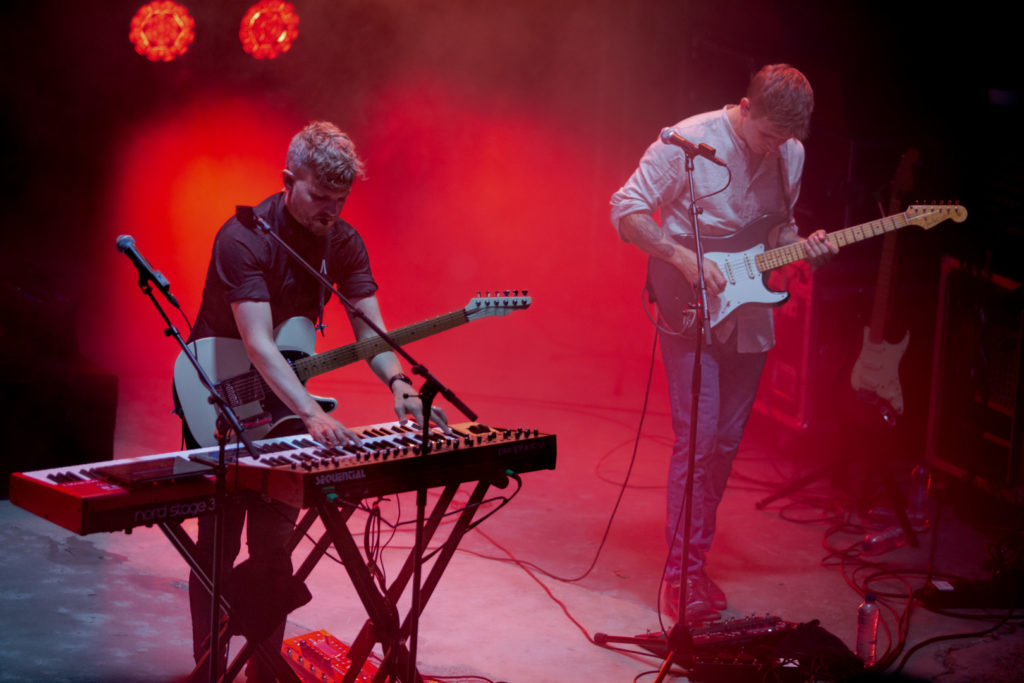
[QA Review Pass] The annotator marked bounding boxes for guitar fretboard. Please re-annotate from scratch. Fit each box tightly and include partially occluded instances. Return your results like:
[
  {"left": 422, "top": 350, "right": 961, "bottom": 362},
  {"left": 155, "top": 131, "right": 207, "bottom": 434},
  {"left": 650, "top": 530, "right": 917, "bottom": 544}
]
[
  {"left": 755, "top": 213, "right": 911, "bottom": 273},
  {"left": 293, "top": 310, "right": 469, "bottom": 382}
]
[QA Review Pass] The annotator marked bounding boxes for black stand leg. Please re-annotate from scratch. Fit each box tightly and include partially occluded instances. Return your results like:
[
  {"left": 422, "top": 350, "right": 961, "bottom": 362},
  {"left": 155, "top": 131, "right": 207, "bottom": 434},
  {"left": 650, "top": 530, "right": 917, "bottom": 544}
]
[
  {"left": 756, "top": 414, "right": 919, "bottom": 547},
  {"left": 756, "top": 460, "right": 838, "bottom": 510}
]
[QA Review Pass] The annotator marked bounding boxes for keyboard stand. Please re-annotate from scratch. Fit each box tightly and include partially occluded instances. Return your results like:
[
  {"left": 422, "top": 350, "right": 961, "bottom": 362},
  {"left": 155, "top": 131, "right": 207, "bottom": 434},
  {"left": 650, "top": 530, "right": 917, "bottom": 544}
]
[
  {"left": 324, "top": 476, "right": 498, "bottom": 683},
  {"left": 176, "top": 474, "right": 502, "bottom": 683}
]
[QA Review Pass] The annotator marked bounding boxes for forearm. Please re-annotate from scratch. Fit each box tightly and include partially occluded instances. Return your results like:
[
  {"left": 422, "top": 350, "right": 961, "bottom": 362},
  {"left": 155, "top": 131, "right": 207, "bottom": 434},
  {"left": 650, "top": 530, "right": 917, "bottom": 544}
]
[
  {"left": 231, "top": 300, "right": 325, "bottom": 421},
  {"left": 368, "top": 350, "right": 406, "bottom": 386},
  {"left": 349, "top": 295, "right": 410, "bottom": 392},
  {"left": 244, "top": 337, "right": 324, "bottom": 420},
  {"left": 618, "top": 212, "right": 697, "bottom": 275}
]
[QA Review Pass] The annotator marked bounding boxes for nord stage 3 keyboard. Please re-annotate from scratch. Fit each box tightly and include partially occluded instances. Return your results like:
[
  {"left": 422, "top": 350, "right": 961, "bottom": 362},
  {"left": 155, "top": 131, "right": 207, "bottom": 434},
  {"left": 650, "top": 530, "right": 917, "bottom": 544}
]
[{"left": 9, "top": 421, "right": 557, "bottom": 535}]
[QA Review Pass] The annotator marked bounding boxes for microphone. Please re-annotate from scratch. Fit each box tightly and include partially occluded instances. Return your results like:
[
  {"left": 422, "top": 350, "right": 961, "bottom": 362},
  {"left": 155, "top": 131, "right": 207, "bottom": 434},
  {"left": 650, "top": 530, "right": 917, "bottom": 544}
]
[
  {"left": 115, "top": 235, "right": 179, "bottom": 308},
  {"left": 660, "top": 128, "right": 728, "bottom": 167},
  {"left": 235, "top": 205, "right": 270, "bottom": 233}
]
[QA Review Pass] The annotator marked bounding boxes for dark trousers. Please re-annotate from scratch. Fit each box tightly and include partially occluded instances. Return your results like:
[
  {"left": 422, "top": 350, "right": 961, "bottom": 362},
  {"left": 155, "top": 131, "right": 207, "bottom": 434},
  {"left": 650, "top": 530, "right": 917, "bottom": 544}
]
[
  {"left": 659, "top": 327, "right": 766, "bottom": 582},
  {"left": 182, "top": 423, "right": 299, "bottom": 682}
]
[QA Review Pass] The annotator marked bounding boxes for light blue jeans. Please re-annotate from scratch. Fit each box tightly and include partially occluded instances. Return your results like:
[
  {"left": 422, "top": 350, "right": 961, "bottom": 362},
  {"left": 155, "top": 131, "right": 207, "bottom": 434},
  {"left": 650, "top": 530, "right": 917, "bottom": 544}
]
[{"left": 659, "top": 328, "right": 766, "bottom": 584}]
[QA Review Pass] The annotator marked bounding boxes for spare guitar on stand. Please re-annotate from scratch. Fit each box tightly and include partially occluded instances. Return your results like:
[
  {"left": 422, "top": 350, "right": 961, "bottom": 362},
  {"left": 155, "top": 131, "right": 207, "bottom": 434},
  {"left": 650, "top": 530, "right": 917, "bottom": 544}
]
[
  {"left": 850, "top": 148, "right": 919, "bottom": 423},
  {"left": 755, "top": 155, "right": 957, "bottom": 538},
  {"left": 847, "top": 148, "right": 924, "bottom": 546}
]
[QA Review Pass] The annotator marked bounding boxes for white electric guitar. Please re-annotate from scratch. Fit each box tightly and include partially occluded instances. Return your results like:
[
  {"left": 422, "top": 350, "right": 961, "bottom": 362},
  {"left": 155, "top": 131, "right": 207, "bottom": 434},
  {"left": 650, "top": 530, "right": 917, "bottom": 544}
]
[
  {"left": 647, "top": 204, "right": 967, "bottom": 333},
  {"left": 174, "top": 292, "right": 530, "bottom": 447},
  {"left": 849, "top": 149, "right": 918, "bottom": 421}
]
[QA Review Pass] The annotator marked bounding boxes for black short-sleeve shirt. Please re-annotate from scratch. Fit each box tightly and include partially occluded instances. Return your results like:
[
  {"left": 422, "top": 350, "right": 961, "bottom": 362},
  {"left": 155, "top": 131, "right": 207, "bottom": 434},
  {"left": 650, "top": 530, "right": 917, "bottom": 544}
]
[{"left": 190, "top": 192, "right": 377, "bottom": 341}]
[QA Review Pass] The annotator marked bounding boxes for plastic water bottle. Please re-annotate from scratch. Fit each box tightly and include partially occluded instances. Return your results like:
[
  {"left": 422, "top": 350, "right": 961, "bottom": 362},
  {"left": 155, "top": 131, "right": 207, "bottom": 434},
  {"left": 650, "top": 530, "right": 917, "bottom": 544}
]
[
  {"left": 863, "top": 525, "right": 906, "bottom": 555},
  {"left": 856, "top": 593, "right": 880, "bottom": 666},
  {"left": 907, "top": 464, "right": 931, "bottom": 530}
]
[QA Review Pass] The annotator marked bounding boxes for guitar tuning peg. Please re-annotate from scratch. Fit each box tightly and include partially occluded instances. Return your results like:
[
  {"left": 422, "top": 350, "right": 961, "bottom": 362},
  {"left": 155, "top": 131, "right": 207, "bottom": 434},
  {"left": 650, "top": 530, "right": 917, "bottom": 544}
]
[
  {"left": 504, "top": 289, "right": 510, "bottom": 296},
  {"left": 522, "top": 289, "right": 528, "bottom": 296}
]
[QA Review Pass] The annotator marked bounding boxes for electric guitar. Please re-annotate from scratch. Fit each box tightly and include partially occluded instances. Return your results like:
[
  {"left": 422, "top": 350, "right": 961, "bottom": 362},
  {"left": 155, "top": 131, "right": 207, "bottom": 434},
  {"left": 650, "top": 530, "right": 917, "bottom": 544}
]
[
  {"left": 646, "top": 204, "right": 967, "bottom": 333},
  {"left": 849, "top": 149, "right": 919, "bottom": 421},
  {"left": 174, "top": 292, "right": 531, "bottom": 447}
]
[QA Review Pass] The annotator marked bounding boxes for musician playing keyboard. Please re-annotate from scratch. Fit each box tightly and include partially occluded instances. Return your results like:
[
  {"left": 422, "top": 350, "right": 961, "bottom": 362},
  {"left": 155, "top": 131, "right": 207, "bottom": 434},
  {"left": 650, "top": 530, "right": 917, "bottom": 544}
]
[
  {"left": 181, "top": 121, "right": 448, "bottom": 682},
  {"left": 609, "top": 65, "right": 837, "bottom": 626}
]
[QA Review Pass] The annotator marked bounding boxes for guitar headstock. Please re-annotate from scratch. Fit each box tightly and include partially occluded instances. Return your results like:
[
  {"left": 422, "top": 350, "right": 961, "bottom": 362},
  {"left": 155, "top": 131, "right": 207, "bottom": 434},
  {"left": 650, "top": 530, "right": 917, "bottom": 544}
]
[
  {"left": 464, "top": 290, "right": 532, "bottom": 320},
  {"left": 906, "top": 203, "right": 967, "bottom": 230}
]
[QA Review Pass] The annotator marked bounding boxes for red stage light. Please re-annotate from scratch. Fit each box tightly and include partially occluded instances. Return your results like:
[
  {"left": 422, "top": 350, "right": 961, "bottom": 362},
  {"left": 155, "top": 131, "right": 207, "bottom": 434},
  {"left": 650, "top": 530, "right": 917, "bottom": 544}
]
[
  {"left": 239, "top": 1, "right": 300, "bottom": 60},
  {"left": 129, "top": 1, "right": 195, "bottom": 62}
]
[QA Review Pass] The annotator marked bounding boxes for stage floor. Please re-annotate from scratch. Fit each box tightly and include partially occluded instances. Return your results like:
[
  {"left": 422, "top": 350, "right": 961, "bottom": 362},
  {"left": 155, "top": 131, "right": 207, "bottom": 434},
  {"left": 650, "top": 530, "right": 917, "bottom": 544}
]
[{"left": 2, "top": 372, "right": 1022, "bottom": 682}]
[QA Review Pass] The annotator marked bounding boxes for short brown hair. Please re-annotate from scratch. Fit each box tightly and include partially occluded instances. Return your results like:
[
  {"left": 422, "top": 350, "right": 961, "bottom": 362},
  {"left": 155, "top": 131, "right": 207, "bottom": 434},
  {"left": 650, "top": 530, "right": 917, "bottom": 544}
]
[
  {"left": 746, "top": 64, "right": 814, "bottom": 140},
  {"left": 286, "top": 121, "right": 365, "bottom": 190}
]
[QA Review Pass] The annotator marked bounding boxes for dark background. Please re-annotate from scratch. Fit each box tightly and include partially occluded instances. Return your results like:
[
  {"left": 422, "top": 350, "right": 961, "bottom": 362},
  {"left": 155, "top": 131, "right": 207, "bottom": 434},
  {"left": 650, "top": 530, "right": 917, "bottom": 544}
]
[{"left": 1, "top": 1, "right": 1020, "bottom": 482}]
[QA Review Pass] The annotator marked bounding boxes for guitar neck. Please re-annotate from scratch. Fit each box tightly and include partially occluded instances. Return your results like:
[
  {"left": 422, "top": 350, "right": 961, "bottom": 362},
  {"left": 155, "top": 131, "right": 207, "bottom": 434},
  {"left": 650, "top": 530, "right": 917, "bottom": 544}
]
[
  {"left": 756, "top": 212, "right": 912, "bottom": 273},
  {"left": 292, "top": 309, "right": 470, "bottom": 383},
  {"left": 866, "top": 233, "right": 899, "bottom": 343}
]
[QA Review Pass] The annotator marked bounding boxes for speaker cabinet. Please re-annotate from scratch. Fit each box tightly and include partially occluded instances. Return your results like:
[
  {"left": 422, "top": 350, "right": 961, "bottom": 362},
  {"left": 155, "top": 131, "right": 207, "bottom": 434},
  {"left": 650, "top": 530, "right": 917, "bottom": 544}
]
[{"left": 926, "top": 256, "right": 1023, "bottom": 502}]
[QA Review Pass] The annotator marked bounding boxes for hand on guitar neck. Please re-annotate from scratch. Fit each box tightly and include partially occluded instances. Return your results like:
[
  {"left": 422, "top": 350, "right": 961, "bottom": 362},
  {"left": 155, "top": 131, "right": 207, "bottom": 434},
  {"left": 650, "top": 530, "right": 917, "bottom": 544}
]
[{"left": 778, "top": 227, "right": 838, "bottom": 268}]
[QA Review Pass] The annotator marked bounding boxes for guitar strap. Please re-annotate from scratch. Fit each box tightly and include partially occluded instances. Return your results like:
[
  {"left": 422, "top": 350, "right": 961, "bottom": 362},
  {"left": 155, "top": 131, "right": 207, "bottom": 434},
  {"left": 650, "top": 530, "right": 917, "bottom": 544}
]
[
  {"left": 315, "top": 258, "right": 328, "bottom": 336},
  {"left": 775, "top": 153, "right": 796, "bottom": 242}
]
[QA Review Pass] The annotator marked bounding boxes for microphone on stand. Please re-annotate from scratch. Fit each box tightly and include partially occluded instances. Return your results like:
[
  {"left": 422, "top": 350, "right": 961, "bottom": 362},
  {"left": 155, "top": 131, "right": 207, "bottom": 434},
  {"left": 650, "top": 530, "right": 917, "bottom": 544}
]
[
  {"left": 660, "top": 128, "right": 728, "bottom": 167},
  {"left": 235, "top": 205, "right": 271, "bottom": 233},
  {"left": 115, "top": 235, "right": 180, "bottom": 308}
]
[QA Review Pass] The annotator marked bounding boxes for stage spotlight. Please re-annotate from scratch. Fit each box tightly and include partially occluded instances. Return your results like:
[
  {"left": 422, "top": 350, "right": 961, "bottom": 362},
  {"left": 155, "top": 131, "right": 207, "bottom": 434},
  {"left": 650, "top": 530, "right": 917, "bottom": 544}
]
[
  {"left": 239, "top": 1, "right": 300, "bottom": 60},
  {"left": 129, "top": 1, "right": 195, "bottom": 62}
]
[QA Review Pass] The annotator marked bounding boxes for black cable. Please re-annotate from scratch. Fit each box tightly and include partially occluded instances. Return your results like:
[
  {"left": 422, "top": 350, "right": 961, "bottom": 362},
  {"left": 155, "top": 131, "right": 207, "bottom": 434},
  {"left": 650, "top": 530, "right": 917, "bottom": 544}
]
[{"left": 476, "top": 325, "right": 661, "bottom": 585}]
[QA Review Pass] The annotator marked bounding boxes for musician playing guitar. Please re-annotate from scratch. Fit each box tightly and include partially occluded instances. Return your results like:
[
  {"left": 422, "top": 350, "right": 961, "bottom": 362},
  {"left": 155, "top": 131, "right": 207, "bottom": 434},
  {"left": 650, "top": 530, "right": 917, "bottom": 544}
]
[
  {"left": 180, "top": 121, "right": 447, "bottom": 682},
  {"left": 610, "top": 65, "right": 837, "bottom": 625}
]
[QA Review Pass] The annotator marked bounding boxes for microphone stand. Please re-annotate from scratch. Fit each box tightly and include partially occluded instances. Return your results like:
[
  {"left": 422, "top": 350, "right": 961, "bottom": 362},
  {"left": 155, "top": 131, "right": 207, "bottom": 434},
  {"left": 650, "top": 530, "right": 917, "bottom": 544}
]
[
  {"left": 652, "top": 142, "right": 715, "bottom": 681},
  {"left": 595, "top": 144, "right": 716, "bottom": 681},
  {"left": 237, "top": 207, "right": 476, "bottom": 682},
  {"left": 121, "top": 256, "right": 261, "bottom": 683}
]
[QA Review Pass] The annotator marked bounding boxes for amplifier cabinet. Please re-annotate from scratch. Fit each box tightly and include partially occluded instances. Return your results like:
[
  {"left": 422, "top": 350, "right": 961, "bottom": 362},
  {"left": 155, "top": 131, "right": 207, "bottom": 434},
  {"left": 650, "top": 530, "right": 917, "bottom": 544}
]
[{"left": 926, "top": 256, "right": 1023, "bottom": 502}]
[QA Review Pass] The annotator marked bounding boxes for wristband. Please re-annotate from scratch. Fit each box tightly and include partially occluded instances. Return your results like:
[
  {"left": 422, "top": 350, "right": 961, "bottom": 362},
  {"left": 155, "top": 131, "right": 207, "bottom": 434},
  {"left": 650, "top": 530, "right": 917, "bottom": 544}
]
[{"left": 388, "top": 373, "right": 412, "bottom": 391}]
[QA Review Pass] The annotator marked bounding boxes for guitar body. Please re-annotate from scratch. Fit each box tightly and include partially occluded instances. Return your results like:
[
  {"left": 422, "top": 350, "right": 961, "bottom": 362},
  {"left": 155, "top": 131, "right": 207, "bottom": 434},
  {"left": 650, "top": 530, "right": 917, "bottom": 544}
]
[
  {"left": 847, "top": 148, "right": 921, "bottom": 422},
  {"left": 850, "top": 325, "right": 910, "bottom": 421},
  {"left": 647, "top": 214, "right": 789, "bottom": 332},
  {"left": 174, "top": 317, "right": 335, "bottom": 447}
]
